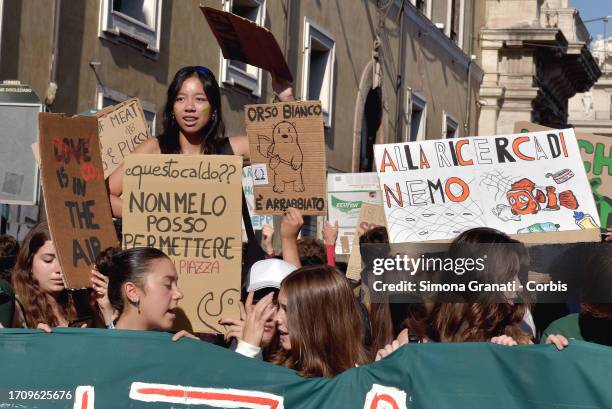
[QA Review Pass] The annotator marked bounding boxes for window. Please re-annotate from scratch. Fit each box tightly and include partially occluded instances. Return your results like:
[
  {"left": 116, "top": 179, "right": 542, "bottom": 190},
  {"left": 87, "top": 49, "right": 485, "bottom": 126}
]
[
  {"left": 99, "top": 0, "right": 163, "bottom": 56},
  {"left": 405, "top": 91, "right": 427, "bottom": 142},
  {"left": 220, "top": 0, "right": 265, "bottom": 96},
  {"left": 96, "top": 87, "right": 156, "bottom": 134},
  {"left": 410, "top": 0, "right": 432, "bottom": 19},
  {"left": 359, "top": 88, "right": 382, "bottom": 172},
  {"left": 302, "top": 19, "right": 335, "bottom": 127},
  {"left": 443, "top": 112, "right": 459, "bottom": 139},
  {"left": 0, "top": 0, "right": 4, "bottom": 60},
  {"left": 446, "top": 0, "right": 464, "bottom": 47}
]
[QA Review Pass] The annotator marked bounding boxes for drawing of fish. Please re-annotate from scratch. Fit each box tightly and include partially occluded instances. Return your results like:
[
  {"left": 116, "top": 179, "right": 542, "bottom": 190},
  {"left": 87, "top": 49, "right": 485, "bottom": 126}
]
[{"left": 506, "top": 178, "right": 578, "bottom": 215}]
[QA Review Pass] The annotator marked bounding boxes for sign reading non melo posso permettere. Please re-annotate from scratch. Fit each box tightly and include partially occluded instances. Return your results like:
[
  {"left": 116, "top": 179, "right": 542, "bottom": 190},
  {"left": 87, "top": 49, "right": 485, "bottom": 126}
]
[{"left": 122, "top": 154, "right": 243, "bottom": 334}]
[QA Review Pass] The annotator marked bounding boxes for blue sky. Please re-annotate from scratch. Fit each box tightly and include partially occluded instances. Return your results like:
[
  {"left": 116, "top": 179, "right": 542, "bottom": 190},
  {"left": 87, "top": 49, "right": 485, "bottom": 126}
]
[{"left": 571, "top": 0, "right": 612, "bottom": 39}]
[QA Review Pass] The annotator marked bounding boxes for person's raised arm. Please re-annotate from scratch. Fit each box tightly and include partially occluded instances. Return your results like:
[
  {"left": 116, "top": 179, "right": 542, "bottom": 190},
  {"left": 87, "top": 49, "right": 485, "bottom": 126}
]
[
  {"left": 322, "top": 220, "right": 338, "bottom": 267},
  {"left": 280, "top": 208, "right": 303, "bottom": 268},
  {"left": 107, "top": 139, "right": 160, "bottom": 218}
]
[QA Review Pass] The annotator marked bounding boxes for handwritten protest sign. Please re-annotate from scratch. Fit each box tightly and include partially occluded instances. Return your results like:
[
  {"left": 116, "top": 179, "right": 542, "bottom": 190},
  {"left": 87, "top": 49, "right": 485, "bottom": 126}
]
[
  {"left": 242, "top": 166, "right": 273, "bottom": 230},
  {"left": 346, "top": 203, "right": 387, "bottom": 281},
  {"left": 38, "top": 114, "right": 118, "bottom": 289},
  {"left": 201, "top": 7, "right": 293, "bottom": 83},
  {"left": 31, "top": 98, "right": 151, "bottom": 179},
  {"left": 327, "top": 173, "right": 381, "bottom": 254},
  {"left": 245, "top": 101, "right": 327, "bottom": 215},
  {"left": 122, "top": 154, "right": 243, "bottom": 334},
  {"left": 374, "top": 129, "right": 600, "bottom": 243},
  {"left": 96, "top": 98, "right": 151, "bottom": 178},
  {"left": 515, "top": 122, "right": 612, "bottom": 229}
]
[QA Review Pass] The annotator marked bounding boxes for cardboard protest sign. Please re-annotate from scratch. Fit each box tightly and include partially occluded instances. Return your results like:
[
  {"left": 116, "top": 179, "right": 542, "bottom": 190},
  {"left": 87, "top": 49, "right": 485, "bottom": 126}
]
[
  {"left": 242, "top": 166, "right": 273, "bottom": 230},
  {"left": 96, "top": 98, "right": 151, "bottom": 178},
  {"left": 515, "top": 122, "right": 612, "bottom": 229},
  {"left": 346, "top": 203, "right": 387, "bottom": 281},
  {"left": 31, "top": 99, "right": 150, "bottom": 179},
  {"left": 327, "top": 173, "right": 382, "bottom": 254},
  {"left": 201, "top": 7, "right": 293, "bottom": 83},
  {"left": 245, "top": 101, "right": 327, "bottom": 215},
  {"left": 374, "top": 129, "right": 600, "bottom": 243},
  {"left": 122, "top": 154, "right": 243, "bottom": 334},
  {"left": 38, "top": 114, "right": 118, "bottom": 289}
]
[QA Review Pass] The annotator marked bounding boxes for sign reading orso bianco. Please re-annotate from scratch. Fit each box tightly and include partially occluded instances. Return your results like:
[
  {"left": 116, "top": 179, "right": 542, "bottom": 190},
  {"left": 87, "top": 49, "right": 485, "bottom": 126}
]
[{"left": 245, "top": 101, "right": 327, "bottom": 215}]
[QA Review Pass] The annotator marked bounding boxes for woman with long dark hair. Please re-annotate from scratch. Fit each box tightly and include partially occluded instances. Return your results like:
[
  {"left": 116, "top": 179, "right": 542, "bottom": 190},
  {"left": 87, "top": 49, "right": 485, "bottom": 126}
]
[
  {"left": 272, "top": 265, "right": 370, "bottom": 377},
  {"left": 11, "top": 222, "right": 77, "bottom": 328},
  {"left": 108, "top": 66, "right": 293, "bottom": 217},
  {"left": 376, "top": 227, "right": 533, "bottom": 360}
]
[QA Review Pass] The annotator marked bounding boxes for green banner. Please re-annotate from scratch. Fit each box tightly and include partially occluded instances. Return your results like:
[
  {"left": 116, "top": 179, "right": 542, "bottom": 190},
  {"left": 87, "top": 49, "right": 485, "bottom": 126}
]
[{"left": 1, "top": 328, "right": 611, "bottom": 408}]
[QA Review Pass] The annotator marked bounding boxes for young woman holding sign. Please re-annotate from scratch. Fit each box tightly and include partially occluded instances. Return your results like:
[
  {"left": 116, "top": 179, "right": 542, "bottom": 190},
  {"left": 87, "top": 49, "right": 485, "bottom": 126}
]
[
  {"left": 11, "top": 222, "right": 78, "bottom": 328},
  {"left": 108, "top": 66, "right": 294, "bottom": 217}
]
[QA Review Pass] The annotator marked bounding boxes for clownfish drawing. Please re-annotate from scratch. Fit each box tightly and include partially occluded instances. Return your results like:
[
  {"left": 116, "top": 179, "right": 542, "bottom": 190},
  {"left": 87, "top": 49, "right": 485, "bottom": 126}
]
[{"left": 506, "top": 178, "right": 578, "bottom": 215}]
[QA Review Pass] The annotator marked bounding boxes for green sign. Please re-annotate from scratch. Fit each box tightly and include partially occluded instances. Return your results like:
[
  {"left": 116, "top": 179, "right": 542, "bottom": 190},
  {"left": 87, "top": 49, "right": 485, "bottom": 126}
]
[{"left": 331, "top": 195, "right": 362, "bottom": 213}]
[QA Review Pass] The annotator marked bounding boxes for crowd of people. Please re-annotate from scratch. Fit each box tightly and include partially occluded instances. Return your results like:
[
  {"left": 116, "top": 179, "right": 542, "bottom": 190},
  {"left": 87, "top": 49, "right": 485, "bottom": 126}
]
[{"left": 0, "top": 64, "right": 610, "bottom": 379}]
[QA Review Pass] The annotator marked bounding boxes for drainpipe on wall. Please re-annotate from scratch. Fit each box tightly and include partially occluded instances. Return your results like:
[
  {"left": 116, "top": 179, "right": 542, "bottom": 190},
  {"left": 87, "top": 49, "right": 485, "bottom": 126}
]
[
  {"left": 395, "top": 0, "right": 406, "bottom": 142},
  {"left": 463, "top": 0, "right": 476, "bottom": 136},
  {"left": 45, "top": 0, "right": 61, "bottom": 107},
  {"left": 465, "top": 58, "right": 473, "bottom": 136}
]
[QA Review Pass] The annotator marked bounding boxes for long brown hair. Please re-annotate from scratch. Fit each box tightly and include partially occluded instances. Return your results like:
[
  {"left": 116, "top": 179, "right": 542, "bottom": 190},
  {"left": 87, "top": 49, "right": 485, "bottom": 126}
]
[
  {"left": 272, "top": 265, "right": 370, "bottom": 377},
  {"left": 359, "top": 226, "right": 394, "bottom": 352},
  {"left": 426, "top": 228, "right": 531, "bottom": 343},
  {"left": 11, "top": 222, "right": 75, "bottom": 327}
]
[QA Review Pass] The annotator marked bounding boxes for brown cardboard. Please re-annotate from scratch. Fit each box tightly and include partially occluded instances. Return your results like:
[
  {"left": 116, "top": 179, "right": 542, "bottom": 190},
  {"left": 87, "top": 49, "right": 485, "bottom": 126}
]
[
  {"left": 31, "top": 98, "right": 151, "bottom": 179},
  {"left": 346, "top": 203, "right": 387, "bottom": 281},
  {"left": 513, "top": 121, "right": 551, "bottom": 134},
  {"left": 515, "top": 121, "right": 611, "bottom": 230},
  {"left": 121, "top": 154, "right": 243, "bottom": 334},
  {"left": 201, "top": 6, "right": 293, "bottom": 83},
  {"left": 38, "top": 113, "right": 119, "bottom": 289},
  {"left": 95, "top": 98, "right": 152, "bottom": 178},
  {"left": 245, "top": 101, "right": 327, "bottom": 215},
  {"left": 31, "top": 143, "right": 40, "bottom": 164}
]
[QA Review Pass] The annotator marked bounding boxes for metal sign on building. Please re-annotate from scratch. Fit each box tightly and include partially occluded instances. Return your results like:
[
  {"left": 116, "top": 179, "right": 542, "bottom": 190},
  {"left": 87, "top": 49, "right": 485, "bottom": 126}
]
[{"left": 0, "top": 80, "right": 43, "bottom": 205}]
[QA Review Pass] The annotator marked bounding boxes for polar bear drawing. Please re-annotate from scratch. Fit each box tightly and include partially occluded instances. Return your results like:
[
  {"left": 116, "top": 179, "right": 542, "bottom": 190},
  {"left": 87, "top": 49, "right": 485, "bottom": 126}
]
[{"left": 258, "top": 120, "right": 305, "bottom": 193}]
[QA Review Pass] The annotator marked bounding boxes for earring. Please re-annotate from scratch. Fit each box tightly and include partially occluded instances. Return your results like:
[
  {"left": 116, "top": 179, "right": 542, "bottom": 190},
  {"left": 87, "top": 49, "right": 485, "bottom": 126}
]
[
  {"left": 170, "top": 112, "right": 176, "bottom": 121},
  {"left": 131, "top": 298, "right": 141, "bottom": 314}
]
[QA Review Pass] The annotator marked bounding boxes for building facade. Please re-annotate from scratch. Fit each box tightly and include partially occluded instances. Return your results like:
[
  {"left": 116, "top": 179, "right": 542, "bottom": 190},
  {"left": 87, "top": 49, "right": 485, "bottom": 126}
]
[
  {"left": 0, "top": 0, "right": 482, "bottom": 174},
  {"left": 0, "top": 0, "right": 482, "bottom": 238},
  {"left": 569, "top": 35, "right": 612, "bottom": 136},
  {"left": 476, "top": 0, "right": 600, "bottom": 135}
]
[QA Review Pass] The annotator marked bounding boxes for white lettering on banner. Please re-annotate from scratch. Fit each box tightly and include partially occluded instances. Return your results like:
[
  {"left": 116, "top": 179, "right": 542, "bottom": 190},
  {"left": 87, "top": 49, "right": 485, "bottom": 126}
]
[
  {"left": 73, "top": 386, "right": 94, "bottom": 409},
  {"left": 69, "top": 383, "right": 408, "bottom": 408},
  {"left": 129, "top": 382, "right": 284, "bottom": 408},
  {"left": 363, "top": 384, "right": 407, "bottom": 409}
]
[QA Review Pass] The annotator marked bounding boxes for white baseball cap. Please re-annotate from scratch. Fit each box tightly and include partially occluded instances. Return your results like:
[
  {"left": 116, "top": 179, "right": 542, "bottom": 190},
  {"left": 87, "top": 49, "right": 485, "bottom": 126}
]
[{"left": 247, "top": 259, "right": 297, "bottom": 292}]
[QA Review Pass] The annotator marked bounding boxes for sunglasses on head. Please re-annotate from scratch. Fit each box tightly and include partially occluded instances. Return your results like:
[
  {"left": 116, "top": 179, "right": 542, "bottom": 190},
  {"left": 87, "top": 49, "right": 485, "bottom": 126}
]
[{"left": 193, "top": 65, "right": 214, "bottom": 78}]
